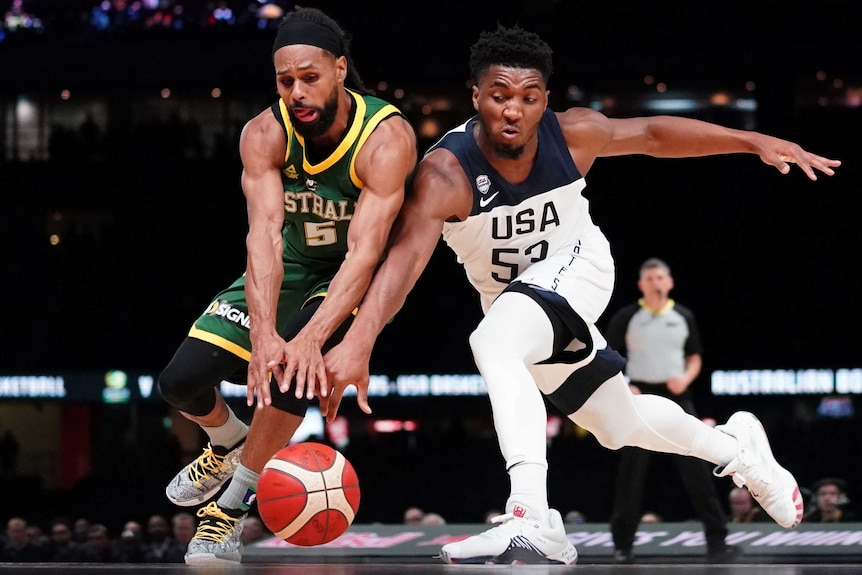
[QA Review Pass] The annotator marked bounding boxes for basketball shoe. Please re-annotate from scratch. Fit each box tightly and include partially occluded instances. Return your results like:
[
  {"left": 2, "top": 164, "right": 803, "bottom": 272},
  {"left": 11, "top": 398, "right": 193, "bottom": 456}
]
[
  {"left": 166, "top": 441, "right": 244, "bottom": 506},
  {"left": 184, "top": 501, "right": 246, "bottom": 564},
  {"left": 440, "top": 506, "right": 577, "bottom": 565},
  {"left": 713, "top": 411, "right": 804, "bottom": 529}
]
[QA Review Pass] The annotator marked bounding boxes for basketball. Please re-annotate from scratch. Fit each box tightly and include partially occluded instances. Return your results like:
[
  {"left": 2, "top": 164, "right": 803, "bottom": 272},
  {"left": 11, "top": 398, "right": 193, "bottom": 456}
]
[{"left": 257, "top": 442, "right": 360, "bottom": 546}]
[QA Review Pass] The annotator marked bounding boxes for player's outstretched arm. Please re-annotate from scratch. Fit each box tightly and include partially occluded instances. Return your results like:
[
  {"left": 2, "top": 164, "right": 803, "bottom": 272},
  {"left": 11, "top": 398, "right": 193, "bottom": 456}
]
[
  {"left": 564, "top": 109, "right": 840, "bottom": 180},
  {"left": 321, "top": 152, "right": 464, "bottom": 422}
]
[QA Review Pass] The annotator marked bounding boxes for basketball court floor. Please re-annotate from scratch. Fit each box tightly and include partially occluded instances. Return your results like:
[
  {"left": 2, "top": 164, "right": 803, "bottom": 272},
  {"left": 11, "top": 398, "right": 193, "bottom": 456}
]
[
  {"left": 1, "top": 562, "right": 860, "bottom": 574},
  {"left": 3, "top": 522, "right": 860, "bottom": 573}
]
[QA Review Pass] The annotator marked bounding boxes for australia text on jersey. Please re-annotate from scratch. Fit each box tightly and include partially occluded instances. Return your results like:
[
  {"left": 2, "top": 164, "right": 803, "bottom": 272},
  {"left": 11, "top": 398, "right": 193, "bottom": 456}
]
[{"left": 284, "top": 191, "right": 354, "bottom": 221}]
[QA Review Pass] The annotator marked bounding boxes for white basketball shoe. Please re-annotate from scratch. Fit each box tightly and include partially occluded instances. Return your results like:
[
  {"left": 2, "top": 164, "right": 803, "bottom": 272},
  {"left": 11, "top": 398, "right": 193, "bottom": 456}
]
[
  {"left": 440, "top": 506, "right": 578, "bottom": 565},
  {"left": 166, "top": 441, "right": 244, "bottom": 506},
  {"left": 714, "top": 411, "right": 804, "bottom": 529}
]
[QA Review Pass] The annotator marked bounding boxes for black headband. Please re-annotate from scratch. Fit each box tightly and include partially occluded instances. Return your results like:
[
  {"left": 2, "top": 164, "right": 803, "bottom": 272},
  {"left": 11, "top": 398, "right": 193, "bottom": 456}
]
[{"left": 272, "top": 18, "right": 344, "bottom": 58}]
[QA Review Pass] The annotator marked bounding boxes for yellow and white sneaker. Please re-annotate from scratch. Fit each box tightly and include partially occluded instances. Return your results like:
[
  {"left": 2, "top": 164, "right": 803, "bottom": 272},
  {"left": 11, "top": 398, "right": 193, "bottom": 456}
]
[
  {"left": 166, "top": 441, "right": 243, "bottom": 507},
  {"left": 184, "top": 501, "right": 246, "bottom": 565}
]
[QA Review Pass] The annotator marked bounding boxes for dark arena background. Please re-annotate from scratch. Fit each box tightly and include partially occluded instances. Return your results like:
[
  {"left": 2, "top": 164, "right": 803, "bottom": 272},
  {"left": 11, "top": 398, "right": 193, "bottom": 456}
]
[{"left": 1, "top": 0, "right": 862, "bottom": 572}]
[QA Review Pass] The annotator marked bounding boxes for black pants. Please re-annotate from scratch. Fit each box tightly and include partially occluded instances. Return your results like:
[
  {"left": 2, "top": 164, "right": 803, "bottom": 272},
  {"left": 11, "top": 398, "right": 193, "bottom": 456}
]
[{"left": 610, "top": 383, "right": 728, "bottom": 553}]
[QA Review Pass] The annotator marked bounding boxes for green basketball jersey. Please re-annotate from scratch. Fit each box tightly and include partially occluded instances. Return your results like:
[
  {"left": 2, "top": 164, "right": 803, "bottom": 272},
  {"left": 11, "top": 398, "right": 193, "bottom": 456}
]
[
  {"left": 188, "top": 90, "right": 404, "bottom": 360},
  {"left": 274, "top": 89, "right": 402, "bottom": 265}
]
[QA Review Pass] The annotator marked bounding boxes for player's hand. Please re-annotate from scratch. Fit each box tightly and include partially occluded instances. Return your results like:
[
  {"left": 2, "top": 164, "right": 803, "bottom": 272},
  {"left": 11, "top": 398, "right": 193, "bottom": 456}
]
[
  {"left": 755, "top": 135, "right": 840, "bottom": 181},
  {"left": 320, "top": 341, "right": 373, "bottom": 423},
  {"left": 247, "top": 333, "right": 287, "bottom": 409},
  {"left": 666, "top": 376, "right": 689, "bottom": 395},
  {"left": 270, "top": 333, "right": 328, "bottom": 402}
]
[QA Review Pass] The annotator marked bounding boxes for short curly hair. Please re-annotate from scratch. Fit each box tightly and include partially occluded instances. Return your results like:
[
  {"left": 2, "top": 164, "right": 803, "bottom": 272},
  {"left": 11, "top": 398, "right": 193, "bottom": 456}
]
[{"left": 469, "top": 24, "right": 553, "bottom": 85}]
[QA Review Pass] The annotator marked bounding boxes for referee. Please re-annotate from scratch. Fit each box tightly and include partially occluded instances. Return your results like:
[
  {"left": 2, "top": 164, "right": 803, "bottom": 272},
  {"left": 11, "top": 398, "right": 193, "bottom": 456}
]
[{"left": 606, "top": 258, "right": 737, "bottom": 564}]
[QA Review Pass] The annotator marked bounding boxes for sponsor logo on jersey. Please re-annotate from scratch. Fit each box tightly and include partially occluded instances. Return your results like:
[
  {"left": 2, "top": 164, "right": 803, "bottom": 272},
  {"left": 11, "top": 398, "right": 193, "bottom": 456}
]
[
  {"left": 479, "top": 192, "right": 500, "bottom": 208},
  {"left": 204, "top": 300, "right": 251, "bottom": 329},
  {"left": 284, "top": 191, "right": 354, "bottom": 221},
  {"left": 476, "top": 174, "right": 491, "bottom": 194},
  {"left": 284, "top": 164, "right": 299, "bottom": 179}
]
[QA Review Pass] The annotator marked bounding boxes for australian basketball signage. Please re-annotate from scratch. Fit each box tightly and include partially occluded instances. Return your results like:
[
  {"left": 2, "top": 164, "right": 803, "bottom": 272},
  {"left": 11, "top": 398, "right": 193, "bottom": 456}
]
[{"left": 0, "top": 372, "right": 155, "bottom": 403}]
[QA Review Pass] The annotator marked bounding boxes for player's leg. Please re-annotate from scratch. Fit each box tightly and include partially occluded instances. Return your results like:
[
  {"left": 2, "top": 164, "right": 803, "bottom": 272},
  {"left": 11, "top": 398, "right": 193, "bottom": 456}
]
[
  {"left": 186, "top": 296, "right": 355, "bottom": 565},
  {"left": 159, "top": 336, "right": 249, "bottom": 507},
  {"left": 563, "top": 372, "right": 802, "bottom": 529},
  {"left": 440, "top": 287, "right": 576, "bottom": 565},
  {"left": 524, "top": 244, "right": 802, "bottom": 532}
]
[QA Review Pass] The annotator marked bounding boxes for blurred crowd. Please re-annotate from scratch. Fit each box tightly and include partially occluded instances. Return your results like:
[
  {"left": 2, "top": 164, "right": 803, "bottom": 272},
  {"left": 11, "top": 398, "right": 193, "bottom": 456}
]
[
  {"left": 1, "top": 0, "right": 294, "bottom": 39},
  {"left": 0, "top": 511, "right": 270, "bottom": 562}
]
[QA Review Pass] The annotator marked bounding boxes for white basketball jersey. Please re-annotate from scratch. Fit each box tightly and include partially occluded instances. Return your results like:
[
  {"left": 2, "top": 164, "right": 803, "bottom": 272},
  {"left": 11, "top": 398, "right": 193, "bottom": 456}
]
[{"left": 430, "top": 111, "right": 611, "bottom": 313}]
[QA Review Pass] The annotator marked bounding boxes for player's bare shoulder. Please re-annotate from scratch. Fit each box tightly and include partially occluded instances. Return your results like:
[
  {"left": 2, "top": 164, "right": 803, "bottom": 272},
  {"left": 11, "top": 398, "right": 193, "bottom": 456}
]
[
  {"left": 354, "top": 114, "right": 417, "bottom": 181},
  {"left": 556, "top": 107, "right": 612, "bottom": 145},
  {"left": 414, "top": 148, "right": 473, "bottom": 222},
  {"left": 555, "top": 107, "right": 614, "bottom": 174},
  {"left": 239, "top": 107, "right": 286, "bottom": 165}
]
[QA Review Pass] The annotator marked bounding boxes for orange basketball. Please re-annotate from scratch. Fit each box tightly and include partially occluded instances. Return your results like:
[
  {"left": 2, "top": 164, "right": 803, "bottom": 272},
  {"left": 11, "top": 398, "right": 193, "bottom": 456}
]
[{"left": 257, "top": 442, "right": 360, "bottom": 546}]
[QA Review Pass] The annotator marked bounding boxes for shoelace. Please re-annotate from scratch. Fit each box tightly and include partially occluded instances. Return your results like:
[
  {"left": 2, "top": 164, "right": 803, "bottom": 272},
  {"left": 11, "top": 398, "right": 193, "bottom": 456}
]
[
  {"left": 736, "top": 455, "right": 772, "bottom": 499},
  {"left": 194, "top": 502, "right": 239, "bottom": 543},
  {"left": 188, "top": 443, "right": 226, "bottom": 487},
  {"left": 490, "top": 513, "right": 515, "bottom": 525}
]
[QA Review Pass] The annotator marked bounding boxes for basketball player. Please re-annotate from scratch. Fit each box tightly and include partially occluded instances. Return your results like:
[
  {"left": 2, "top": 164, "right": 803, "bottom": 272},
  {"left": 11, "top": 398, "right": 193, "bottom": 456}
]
[
  {"left": 320, "top": 25, "right": 839, "bottom": 564},
  {"left": 156, "top": 7, "right": 416, "bottom": 564}
]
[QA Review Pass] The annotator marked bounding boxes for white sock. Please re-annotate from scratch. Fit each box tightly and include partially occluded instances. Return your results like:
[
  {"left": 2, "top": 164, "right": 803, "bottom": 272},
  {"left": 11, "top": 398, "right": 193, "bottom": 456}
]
[
  {"left": 508, "top": 462, "right": 551, "bottom": 524},
  {"left": 201, "top": 407, "right": 248, "bottom": 451},
  {"left": 688, "top": 423, "right": 738, "bottom": 466},
  {"left": 218, "top": 463, "right": 259, "bottom": 512}
]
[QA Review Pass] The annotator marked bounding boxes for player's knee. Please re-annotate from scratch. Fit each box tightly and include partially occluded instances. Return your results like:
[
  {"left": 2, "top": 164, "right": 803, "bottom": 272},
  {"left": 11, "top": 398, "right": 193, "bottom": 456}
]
[
  {"left": 591, "top": 427, "right": 634, "bottom": 451},
  {"left": 468, "top": 325, "right": 491, "bottom": 362},
  {"left": 268, "top": 391, "right": 309, "bottom": 417},
  {"left": 266, "top": 378, "right": 309, "bottom": 417},
  {"left": 469, "top": 321, "right": 516, "bottom": 365},
  {"left": 157, "top": 367, "right": 213, "bottom": 414},
  {"left": 157, "top": 368, "right": 184, "bottom": 406}
]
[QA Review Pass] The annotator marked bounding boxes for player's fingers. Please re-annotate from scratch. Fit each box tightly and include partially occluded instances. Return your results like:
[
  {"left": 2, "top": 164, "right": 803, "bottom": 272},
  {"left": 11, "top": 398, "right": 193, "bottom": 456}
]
[
  {"left": 305, "top": 370, "right": 318, "bottom": 401},
  {"left": 811, "top": 155, "right": 840, "bottom": 176},
  {"left": 358, "top": 385, "right": 372, "bottom": 415},
  {"left": 315, "top": 364, "right": 328, "bottom": 398},
  {"left": 246, "top": 382, "right": 255, "bottom": 407},
  {"left": 268, "top": 362, "right": 287, "bottom": 391},
  {"left": 779, "top": 152, "right": 820, "bottom": 180},
  {"left": 319, "top": 392, "right": 331, "bottom": 416},
  {"left": 279, "top": 358, "right": 297, "bottom": 394},
  {"left": 325, "top": 389, "right": 345, "bottom": 423},
  {"left": 258, "top": 382, "right": 272, "bottom": 409},
  {"left": 294, "top": 366, "right": 307, "bottom": 400}
]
